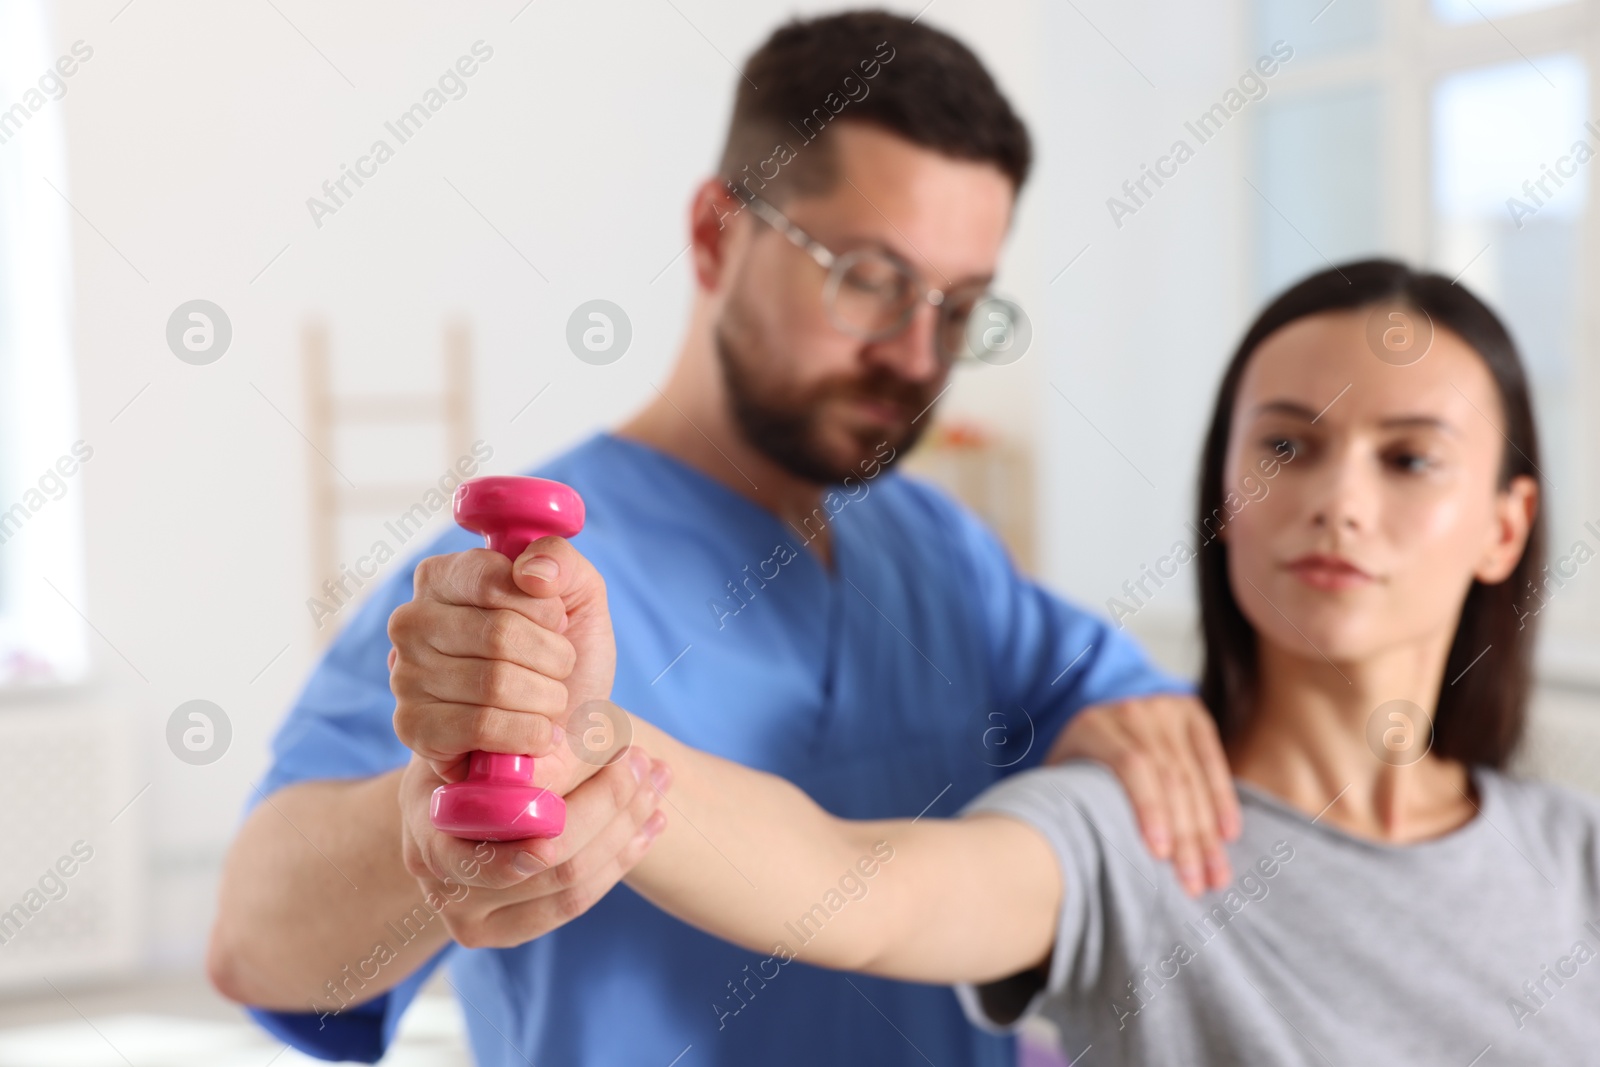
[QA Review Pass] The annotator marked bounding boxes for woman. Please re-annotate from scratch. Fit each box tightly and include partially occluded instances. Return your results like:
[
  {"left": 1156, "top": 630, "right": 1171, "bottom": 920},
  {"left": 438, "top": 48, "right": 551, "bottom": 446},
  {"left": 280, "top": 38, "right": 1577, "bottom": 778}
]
[{"left": 580, "top": 260, "right": 1600, "bottom": 1061}]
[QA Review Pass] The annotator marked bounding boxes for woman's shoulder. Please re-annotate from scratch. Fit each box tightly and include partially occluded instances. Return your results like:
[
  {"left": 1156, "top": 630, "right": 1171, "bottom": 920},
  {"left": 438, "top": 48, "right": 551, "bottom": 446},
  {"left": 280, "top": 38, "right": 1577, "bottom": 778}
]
[
  {"left": 966, "top": 761, "right": 1145, "bottom": 857},
  {"left": 1481, "top": 767, "right": 1600, "bottom": 840},
  {"left": 1478, "top": 768, "right": 1600, "bottom": 887},
  {"left": 973, "top": 760, "right": 1136, "bottom": 817}
]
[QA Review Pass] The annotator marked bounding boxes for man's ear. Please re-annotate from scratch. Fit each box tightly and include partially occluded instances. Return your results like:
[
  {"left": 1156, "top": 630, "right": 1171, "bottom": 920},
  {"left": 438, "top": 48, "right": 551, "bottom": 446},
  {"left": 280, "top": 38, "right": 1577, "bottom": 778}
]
[
  {"left": 1476, "top": 473, "right": 1538, "bottom": 585},
  {"left": 689, "top": 179, "right": 748, "bottom": 294}
]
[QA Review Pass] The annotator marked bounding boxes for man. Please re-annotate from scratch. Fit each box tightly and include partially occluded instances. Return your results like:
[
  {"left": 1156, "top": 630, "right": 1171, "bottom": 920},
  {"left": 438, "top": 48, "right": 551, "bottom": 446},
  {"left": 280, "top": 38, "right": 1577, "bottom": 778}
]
[{"left": 209, "top": 11, "right": 1238, "bottom": 1066}]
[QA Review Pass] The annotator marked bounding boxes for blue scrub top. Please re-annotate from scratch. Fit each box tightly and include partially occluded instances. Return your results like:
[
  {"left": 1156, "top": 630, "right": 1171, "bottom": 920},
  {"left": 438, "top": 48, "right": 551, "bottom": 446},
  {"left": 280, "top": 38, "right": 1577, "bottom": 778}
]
[{"left": 247, "top": 432, "right": 1183, "bottom": 1066}]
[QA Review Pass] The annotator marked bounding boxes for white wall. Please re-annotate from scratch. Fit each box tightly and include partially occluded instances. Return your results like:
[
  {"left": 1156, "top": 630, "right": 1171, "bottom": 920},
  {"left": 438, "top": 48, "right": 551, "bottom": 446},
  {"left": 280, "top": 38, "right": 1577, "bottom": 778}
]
[
  {"left": 26, "top": 0, "right": 1048, "bottom": 972},
  {"left": 1037, "top": 0, "right": 1254, "bottom": 624},
  {"left": 13, "top": 0, "right": 1598, "bottom": 981}
]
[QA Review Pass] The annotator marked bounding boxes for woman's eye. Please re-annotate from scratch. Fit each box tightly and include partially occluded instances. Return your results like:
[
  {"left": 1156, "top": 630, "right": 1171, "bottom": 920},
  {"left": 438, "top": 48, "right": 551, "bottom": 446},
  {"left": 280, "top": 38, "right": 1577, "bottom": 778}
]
[
  {"left": 1388, "top": 451, "right": 1434, "bottom": 474},
  {"left": 1263, "top": 436, "right": 1297, "bottom": 458}
]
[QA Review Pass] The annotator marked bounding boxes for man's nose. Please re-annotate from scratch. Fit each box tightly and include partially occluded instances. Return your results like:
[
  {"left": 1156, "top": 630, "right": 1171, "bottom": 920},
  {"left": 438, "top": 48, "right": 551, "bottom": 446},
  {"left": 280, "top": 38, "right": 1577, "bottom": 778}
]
[{"left": 863, "top": 301, "right": 943, "bottom": 382}]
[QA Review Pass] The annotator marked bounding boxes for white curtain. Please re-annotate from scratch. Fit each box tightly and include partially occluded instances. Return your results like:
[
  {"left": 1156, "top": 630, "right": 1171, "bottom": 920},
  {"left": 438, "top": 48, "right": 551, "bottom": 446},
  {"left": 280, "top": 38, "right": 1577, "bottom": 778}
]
[{"left": 0, "top": 0, "right": 88, "bottom": 685}]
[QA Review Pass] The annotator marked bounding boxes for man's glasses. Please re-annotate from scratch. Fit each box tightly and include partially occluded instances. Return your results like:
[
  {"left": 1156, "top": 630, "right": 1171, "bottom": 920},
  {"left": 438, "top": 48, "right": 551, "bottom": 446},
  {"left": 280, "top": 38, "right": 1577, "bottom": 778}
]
[{"left": 744, "top": 196, "right": 1020, "bottom": 366}]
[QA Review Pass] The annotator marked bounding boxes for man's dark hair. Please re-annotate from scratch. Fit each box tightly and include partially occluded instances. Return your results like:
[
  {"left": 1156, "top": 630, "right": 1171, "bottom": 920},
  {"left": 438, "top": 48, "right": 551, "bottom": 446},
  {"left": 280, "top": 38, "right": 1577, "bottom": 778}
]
[
  {"left": 1196, "top": 258, "right": 1546, "bottom": 769},
  {"left": 717, "top": 10, "right": 1031, "bottom": 203}
]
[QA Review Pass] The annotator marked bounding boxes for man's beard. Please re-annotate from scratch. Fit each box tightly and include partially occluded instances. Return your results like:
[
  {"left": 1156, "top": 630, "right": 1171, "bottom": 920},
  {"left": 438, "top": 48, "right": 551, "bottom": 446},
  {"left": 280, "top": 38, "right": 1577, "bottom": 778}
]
[{"left": 714, "top": 318, "right": 940, "bottom": 485}]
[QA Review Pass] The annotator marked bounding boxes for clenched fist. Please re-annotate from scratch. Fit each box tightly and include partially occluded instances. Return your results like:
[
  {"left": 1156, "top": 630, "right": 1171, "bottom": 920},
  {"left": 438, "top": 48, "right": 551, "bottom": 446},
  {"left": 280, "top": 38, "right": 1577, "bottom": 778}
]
[
  {"left": 388, "top": 535, "right": 615, "bottom": 788},
  {"left": 386, "top": 534, "right": 659, "bottom": 948}
]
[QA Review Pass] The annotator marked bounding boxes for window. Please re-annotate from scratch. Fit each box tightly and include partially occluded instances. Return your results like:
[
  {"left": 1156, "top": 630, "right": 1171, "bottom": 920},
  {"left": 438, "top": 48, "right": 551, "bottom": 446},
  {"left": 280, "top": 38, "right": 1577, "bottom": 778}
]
[
  {"left": 1250, "top": 0, "right": 1600, "bottom": 677},
  {"left": 1432, "top": 0, "right": 1574, "bottom": 25},
  {"left": 0, "top": 0, "right": 89, "bottom": 686},
  {"left": 1433, "top": 53, "right": 1588, "bottom": 544}
]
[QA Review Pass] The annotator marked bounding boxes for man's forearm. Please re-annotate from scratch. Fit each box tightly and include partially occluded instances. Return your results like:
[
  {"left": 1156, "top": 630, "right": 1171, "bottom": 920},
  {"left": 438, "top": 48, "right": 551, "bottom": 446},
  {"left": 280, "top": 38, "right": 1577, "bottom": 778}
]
[{"left": 207, "top": 770, "right": 451, "bottom": 1013}]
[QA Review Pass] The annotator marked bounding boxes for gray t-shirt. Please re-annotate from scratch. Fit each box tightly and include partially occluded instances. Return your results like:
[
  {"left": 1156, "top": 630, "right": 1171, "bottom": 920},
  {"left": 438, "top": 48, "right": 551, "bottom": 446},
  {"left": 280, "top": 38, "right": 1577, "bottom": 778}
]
[{"left": 957, "top": 761, "right": 1600, "bottom": 1065}]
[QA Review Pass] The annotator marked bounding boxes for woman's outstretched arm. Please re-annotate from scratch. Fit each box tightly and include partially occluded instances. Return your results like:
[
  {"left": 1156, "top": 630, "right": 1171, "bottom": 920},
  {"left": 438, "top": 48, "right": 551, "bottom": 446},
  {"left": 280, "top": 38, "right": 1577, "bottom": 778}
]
[{"left": 622, "top": 717, "right": 1062, "bottom": 985}]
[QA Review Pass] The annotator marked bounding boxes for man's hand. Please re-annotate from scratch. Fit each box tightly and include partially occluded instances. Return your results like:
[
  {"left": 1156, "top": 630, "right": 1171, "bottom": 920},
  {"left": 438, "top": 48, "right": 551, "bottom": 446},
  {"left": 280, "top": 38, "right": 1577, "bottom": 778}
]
[
  {"left": 397, "top": 750, "right": 670, "bottom": 949},
  {"left": 387, "top": 536, "right": 616, "bottom": 793},
  {"left": 1048, "top": 694, "right": 1240, "bottom": 897}
]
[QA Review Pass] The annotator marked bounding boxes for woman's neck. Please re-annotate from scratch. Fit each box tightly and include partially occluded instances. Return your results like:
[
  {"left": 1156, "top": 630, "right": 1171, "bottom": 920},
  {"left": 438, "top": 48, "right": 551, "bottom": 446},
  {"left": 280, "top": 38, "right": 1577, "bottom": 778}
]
[{"left": 1228, "top": 637, "right": 1478, "bottom": 844}]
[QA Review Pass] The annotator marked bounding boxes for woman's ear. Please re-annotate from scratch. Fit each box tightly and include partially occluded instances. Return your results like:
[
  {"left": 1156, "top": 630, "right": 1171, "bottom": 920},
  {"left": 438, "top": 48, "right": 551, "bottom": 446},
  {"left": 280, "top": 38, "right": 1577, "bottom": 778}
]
[{"left": 1475, "top": 474, "right": 1538, "bottom": 585}]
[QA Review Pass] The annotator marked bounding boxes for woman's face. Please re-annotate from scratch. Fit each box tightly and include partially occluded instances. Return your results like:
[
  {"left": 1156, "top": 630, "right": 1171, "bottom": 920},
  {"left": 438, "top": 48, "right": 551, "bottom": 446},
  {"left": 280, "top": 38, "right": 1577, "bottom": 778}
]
[{"left": 1220, "top": 307, "right": 1536, "bottom": 667}]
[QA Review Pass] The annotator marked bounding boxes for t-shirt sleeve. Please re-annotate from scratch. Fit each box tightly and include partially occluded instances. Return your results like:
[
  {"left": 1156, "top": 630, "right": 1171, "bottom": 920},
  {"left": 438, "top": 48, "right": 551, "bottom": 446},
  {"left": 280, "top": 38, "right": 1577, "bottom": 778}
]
[
  {"left": 932, "top": 484, "right": 1191, "bottom": 771},
  {"left": 243, "top": 529, "right": 471, "bottom": 1059},
  {"left": 954, "top": 762, "right": 1162, "bottom": 1033}
]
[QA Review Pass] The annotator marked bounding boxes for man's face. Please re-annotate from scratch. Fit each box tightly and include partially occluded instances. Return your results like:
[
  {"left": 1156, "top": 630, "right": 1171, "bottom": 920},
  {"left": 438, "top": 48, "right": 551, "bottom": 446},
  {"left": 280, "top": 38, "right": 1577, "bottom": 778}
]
[{"left": 714, "top": 123, "right": 1015, "bottom": 484}]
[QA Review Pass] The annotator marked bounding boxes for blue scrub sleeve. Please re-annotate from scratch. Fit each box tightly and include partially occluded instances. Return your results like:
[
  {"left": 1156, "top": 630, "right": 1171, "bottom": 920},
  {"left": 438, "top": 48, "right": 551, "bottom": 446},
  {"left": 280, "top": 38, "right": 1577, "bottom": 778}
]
[
  {"left": 246, "top": 946, "right": 453, "bottom": 1063},
  {"left": 940, "top": 489, "right": 1192, "bottom": 772},
  {"left": 242, "top": 530, "right": 471, "bottom": 1059}
]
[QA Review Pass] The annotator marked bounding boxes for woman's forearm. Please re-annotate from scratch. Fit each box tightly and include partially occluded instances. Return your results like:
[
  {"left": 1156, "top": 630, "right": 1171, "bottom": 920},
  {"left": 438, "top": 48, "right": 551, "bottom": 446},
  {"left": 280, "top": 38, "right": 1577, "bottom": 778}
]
[
  {"left": 624, "top": 719, "right": 1062, "bottom": 984},
  {"left": 624, "top": 720, "right": 890, "bottom": 970},
  {"left": 207, "top": 770, "right": 450, "bottom": 1013}
]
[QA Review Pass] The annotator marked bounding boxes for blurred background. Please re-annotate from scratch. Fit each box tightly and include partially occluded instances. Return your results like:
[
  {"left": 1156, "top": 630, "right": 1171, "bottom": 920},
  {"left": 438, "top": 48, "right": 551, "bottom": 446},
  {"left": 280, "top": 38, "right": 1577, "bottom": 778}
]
[{"left": 1, "top": 0, "right": 1598, "bottom": 1062}]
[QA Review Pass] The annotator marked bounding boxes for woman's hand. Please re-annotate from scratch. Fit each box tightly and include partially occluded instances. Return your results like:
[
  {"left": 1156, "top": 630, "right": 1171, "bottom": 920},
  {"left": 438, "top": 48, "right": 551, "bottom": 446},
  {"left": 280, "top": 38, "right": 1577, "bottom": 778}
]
[{"left": 396, "top": 749, "right": 669, "bottom": 949}]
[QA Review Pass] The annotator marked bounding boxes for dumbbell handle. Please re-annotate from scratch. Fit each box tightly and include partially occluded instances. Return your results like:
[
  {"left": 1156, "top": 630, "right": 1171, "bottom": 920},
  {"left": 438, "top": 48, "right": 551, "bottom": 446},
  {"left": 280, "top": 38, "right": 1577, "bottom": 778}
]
[{"left": 427, "top": 475, "right": 585, "bottom": 841}]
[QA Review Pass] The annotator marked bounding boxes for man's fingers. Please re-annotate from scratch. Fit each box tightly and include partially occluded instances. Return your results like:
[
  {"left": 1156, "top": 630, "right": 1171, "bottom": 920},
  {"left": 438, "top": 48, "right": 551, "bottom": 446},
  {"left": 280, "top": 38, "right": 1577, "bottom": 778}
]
[
  {"left": 1058, "top": 694, "right": 1246, "bottom": 897},
  {"left": 393, "top": 697, "right": 561, "bottom": 768},
  {"left": 1127, "top": 700, "right": 1233, "bottom": 894},
  {"left": 1153, "top": 752, "right": 1205, "bottom": 897},
  {"left": 392, "top": 643, "right": 570, "bottom": 728},
  {"left": 1124, "top": 701, "right": 1225, "bottom": 897},
  {"left": 1189, "top": 712, "right": 1242, "bottom": 842},
  {"left": 392, "top": 599, "right": 577, "bottom": 681},
  {"left": 509, "top": 537, "right": 605, "bottom": 610},
  {"left": 511, "top": 537, "right": 615, "bottom": 699},
  {"left": 1173, "top": 710, "right": 1237, "bottom": 891},
  {"left": 410, "top": 548, "right": 567, "bottom": 629},
  {"left": 1053, "top": 709, "right": 1175, "bottom": 860}
]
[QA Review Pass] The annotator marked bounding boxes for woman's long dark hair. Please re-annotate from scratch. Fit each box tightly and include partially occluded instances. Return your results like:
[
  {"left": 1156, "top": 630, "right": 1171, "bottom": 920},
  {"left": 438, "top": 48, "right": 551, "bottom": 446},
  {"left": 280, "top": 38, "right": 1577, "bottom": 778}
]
[{"left": 1197, "top": 259, "right": 1546, "bottom": 768}]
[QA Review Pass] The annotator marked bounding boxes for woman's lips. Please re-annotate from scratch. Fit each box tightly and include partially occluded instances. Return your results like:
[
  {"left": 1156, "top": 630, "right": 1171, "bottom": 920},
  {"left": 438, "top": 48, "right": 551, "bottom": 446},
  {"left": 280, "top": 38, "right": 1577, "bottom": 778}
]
[{"left": 1284, "top": 553, "right": 1374, "bottom": 591}]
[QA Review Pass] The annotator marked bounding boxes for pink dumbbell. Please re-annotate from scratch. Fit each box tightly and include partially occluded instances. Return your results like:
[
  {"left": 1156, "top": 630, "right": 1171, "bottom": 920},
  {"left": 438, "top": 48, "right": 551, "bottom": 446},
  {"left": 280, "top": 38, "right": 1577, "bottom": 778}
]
[{"left": 429, "top": 475, "right": 586, "bottom": 841}]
